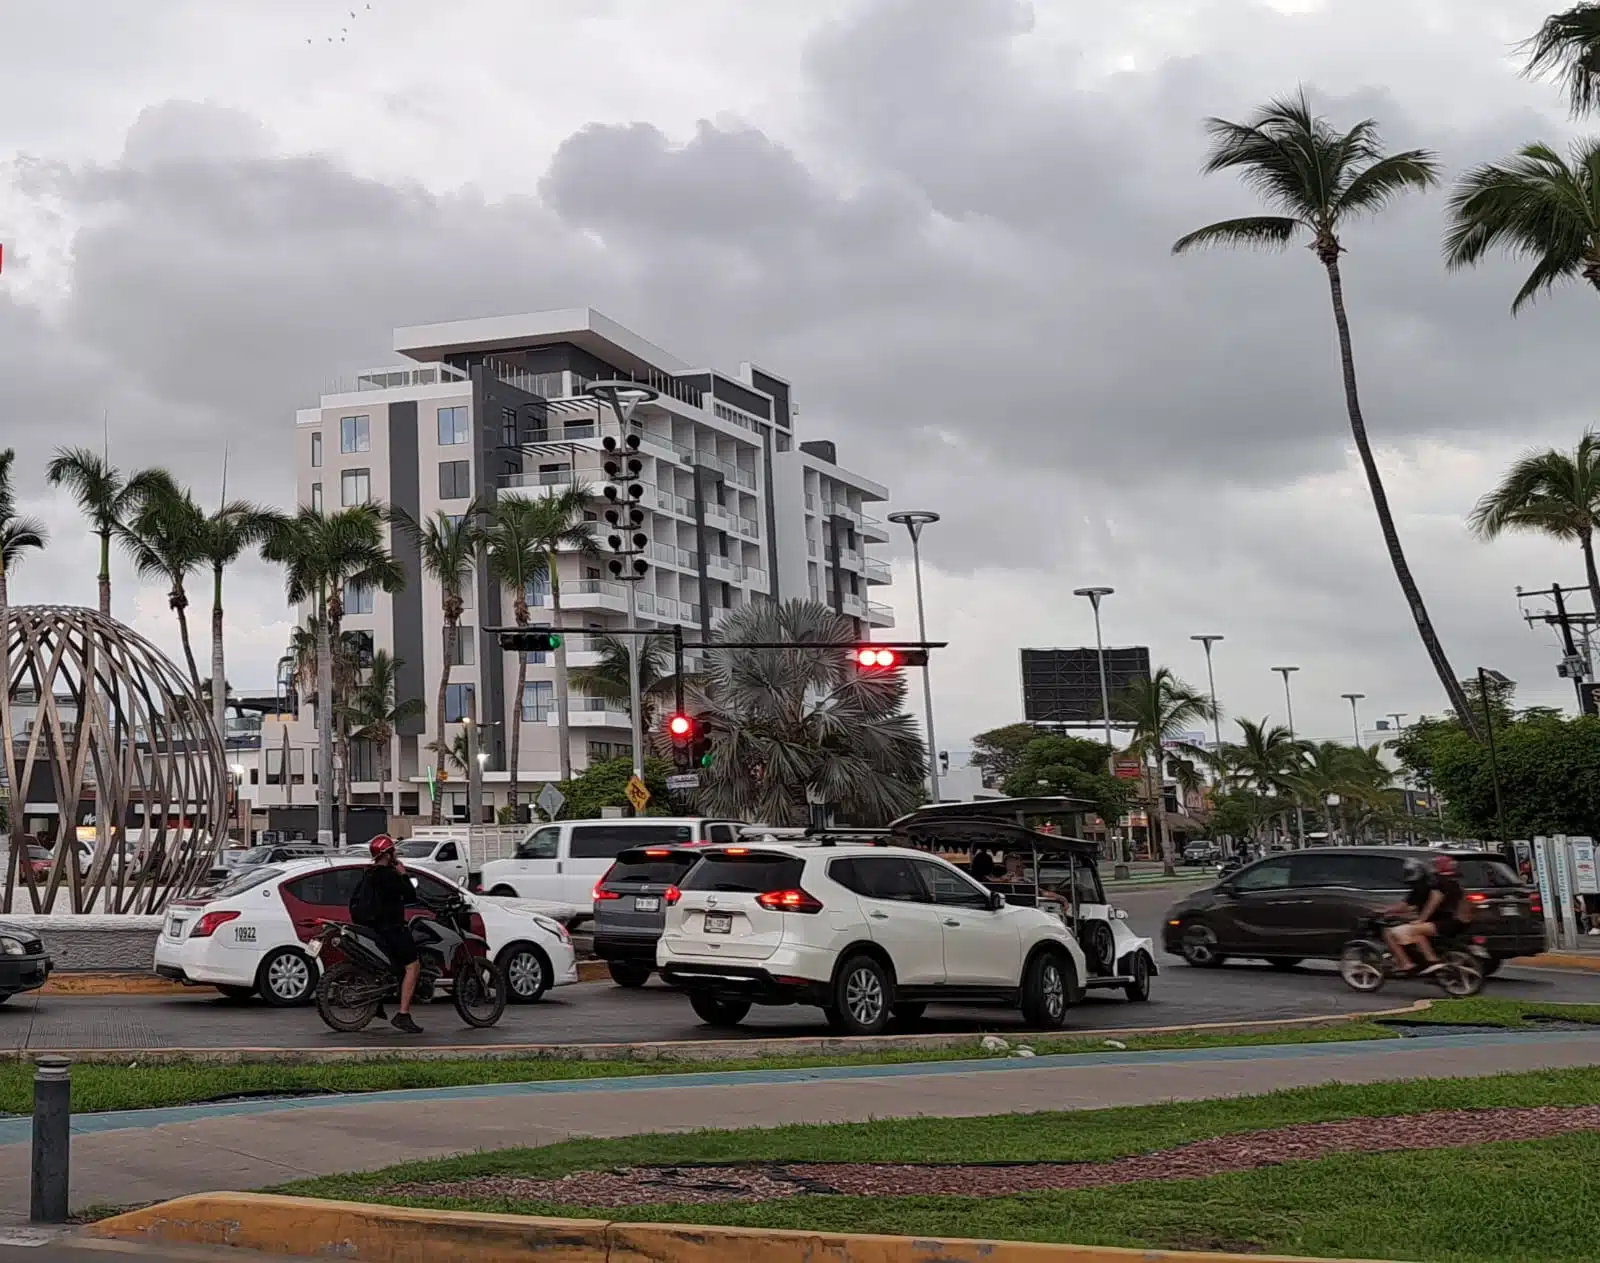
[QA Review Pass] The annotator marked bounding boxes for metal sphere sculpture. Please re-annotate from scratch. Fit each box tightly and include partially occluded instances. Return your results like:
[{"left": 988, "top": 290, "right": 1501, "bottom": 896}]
[{"left": 2, "top": 605, "right": 228, "bottom": 914}]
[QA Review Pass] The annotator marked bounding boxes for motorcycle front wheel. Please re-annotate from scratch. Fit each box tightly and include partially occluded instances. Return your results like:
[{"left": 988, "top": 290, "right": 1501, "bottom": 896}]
[
  {"left": 453, "top": 957, "right": 507, "bottom": 1028},
  {"left": 1435, "top": 951, "right": 1485, "bottom": 998},
  {"left": 314, "top": 961, "right": 382, "bottom": 1033},
  {"left": 1339, "top": 942, "right": 1387, "bottom": 993}
]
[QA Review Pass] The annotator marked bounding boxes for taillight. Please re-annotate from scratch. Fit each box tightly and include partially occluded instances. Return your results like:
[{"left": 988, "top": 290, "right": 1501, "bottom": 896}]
[
  {"left": 664, "top": 885, "right": 682, "bottom": 906},
  {"left": 1466, "top": 892, "right": 1488, "bottom": 904},
  {"left": 593, "top": 884, "right": 622, "bottom": 902},
  {"left": 644, "top": 849, "right": 670, "bottom": 857},
  {"left": 1530, "top": 892, "right": 1543, "bottom": 915},
  {"left": 757, "top": 888, "right": 823, "bottom": 914},
  {"left": 190, "top": 910, "right": 240, "bottom": 938}
]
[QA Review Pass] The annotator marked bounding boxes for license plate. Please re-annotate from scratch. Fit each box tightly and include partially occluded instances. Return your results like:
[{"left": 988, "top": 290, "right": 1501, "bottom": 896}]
[
  {"left": 703, "top": 913, "right": 732, "bottom": 935},
  {"left": 1502, "top": 905, "right": 1520, "bottom": 917},
  {"left": 635, "top": 896, "right": 660, "bottom": 912},
  {"left": 166, "top": 918, "right": 185, "bottom": 938},
  {"left": 307, "top": 939, "right": 323, "bottom": 959}
]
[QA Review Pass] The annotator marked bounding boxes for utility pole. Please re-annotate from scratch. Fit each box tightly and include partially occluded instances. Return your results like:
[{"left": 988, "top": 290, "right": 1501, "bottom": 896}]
[
  {"left": 1517, "top": 582, "right": 1597, "bottom": 716},
  {"left": 1272, "top": 666, "right": 1306, "bottom": 848}
]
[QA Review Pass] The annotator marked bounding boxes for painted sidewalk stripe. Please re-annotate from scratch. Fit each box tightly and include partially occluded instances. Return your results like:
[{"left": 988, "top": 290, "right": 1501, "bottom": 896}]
[{"left": 1, "top": 1027, "right": 1597, "bottom": 1146}]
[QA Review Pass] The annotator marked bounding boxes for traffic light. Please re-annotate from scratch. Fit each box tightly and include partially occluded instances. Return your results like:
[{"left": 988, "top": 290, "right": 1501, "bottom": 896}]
[
  {"left": 602, "top": 433, "right": 650, "bottom": 582},
  {"left": 852, "top": 645, "right": 929, "bottom": 671},
  {"left": 665, "top": 711, "right": 703, "bottom": 771},
  {"left": 666, "top": 711, "right": 696, "bottom": 746},
  {"left": 499, "top": 629, "right": 563, "bottom": 653}
]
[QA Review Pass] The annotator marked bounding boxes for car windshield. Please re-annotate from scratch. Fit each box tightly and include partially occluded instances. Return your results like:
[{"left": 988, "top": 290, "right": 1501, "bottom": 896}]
[
  {"left": 211, "top": 866, "right": 283, "bottom": 898},
  {"left": 26, "top": 847, "right": 50, "bottom": 860},
  {"left": 234, "top": 846, "right": 276, "bottom": 866},
  {"left": 395, "top": 840, "right": 439, "bottom": 858}
]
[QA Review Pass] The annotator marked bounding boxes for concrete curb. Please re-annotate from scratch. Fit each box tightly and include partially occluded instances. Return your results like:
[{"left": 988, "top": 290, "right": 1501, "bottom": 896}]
[
  {"left": 1, "top": 1001, "right": 1431, "bottom": 1065},
  {"left": 1514, "top": 952, "right": 1600, "bottom": 973},
  {"left": 85, "top": 1192, "right": 1393, "bottom": 1262},
  {"left": 39, "top": 973, "right": 191, "bottom": 996}
]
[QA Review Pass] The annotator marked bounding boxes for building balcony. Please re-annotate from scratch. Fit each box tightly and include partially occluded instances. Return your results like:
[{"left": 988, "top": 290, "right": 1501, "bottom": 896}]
[
  {"left": 650, "top": 542, "right": 694, "bottom": 571},
  {"left": 863, "top": 557, "right": 892, "bottom": 585},
  {"left": 545, "top": 697, "right": 632, "bottom": 729},
  {"left": 691, "top": 448, "right": 757, "bottom": 491},
  {"left": 860, "top": 513, "right": 890, "bottom": 543},
  {"left": 742, "top": 565, "right": 770, "bottom": 592},
  {"left": 652, "top": 485, "right": 692, "bottom": 517},
  {"left": 500, "top": 468, "right": 578, "bottom": 491},
  {"left": 867, "top": 601, "right": 895, "bottom": 628},
  {"left": 541, "top": 580, "right": 630, "bottom": 614}
]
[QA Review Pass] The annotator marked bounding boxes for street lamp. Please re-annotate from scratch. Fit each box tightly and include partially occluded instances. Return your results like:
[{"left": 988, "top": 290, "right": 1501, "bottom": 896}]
[
  {"left": 1478, "top": 667, "right": 1512, "bottom": 844},
  {"left": 1341, "top": 692, "right": 1365, "bottom": 746},
  {"left": 1272, "top": 666, "right": 1306, "bottom": 848},
  {"left": 1190, "top": 635, "right": 1224, "bottom": 751},
  {"left": 1073, "top": 586, "right": 1124, "bottom": 875},
  {"left": 888, "top": 510, "right": 942, "bottom": 803}
]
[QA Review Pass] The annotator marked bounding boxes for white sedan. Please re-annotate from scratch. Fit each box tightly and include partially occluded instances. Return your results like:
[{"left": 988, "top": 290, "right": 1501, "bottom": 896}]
[{"left": 153, "top": 857, "right": 578, "bottom": 1006}]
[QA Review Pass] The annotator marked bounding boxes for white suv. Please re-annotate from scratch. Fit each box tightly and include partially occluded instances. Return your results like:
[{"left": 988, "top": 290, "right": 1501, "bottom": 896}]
[{"left": 657, "top": 842, "right": 1088, "bottom": 1036}]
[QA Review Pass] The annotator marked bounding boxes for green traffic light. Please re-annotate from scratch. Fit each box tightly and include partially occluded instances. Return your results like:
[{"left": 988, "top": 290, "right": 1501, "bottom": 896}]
[{"left": 547, "top": 632, "right": 562, "bottom": 650}]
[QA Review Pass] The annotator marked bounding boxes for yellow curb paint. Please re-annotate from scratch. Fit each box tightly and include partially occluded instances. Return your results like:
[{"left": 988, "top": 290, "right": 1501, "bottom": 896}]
[
  {"left": 1514, "top": 952, "right": 1600, "bottom": 973},
  {"left": 39, "top": 974, "right": 191, "bottom": 997},
  {"left": 576, "top": 960, "right": 610, "bottom": 982},
  {"left": 87, "top": 1193, "right": 1397, "bottom": 1263}
]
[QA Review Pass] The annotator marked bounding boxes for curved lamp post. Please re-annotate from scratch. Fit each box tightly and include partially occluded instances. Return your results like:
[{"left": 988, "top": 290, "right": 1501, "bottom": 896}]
[{"left": 888, "top": 510, "right": 942, "bottom": 802}]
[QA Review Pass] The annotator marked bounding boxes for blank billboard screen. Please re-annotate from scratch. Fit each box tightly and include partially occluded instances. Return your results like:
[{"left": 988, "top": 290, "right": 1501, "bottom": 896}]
[{"left": 1020, "top": 647, "right": 1152, "bottom": 724}]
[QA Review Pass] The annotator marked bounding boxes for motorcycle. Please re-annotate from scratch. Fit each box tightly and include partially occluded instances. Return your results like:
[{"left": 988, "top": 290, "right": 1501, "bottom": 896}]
[
  {"left": 1338, "top": 916, "right": 1489, "bottom": 998},
  {"left": 309, "top": 892, "right": 507, "bottom": 1033}
]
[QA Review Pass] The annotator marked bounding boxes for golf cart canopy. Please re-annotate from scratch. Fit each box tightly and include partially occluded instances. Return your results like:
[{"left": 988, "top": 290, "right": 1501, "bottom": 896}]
[{"left": 887, "top": 799, "right": 1100, "bottom": 859}]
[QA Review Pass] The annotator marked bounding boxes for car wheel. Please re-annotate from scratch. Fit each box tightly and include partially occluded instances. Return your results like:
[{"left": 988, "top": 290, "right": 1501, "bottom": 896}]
[
  {"left": 1123, "top": 952, "right": 1152, "bottom": 1002},
  {"left": 499, "top": 943, "right": 551, "bottom": 1003},
  {"left": 689, "top": 993, "right": 751, "bottom": 1028},
  {"left": 489, "top": 885, "right": 517, "bottom": 898},
  {"left": 256, "top": 947, "right": 317, "bottom": 1007},
  {"left": 1180, "top": 923, "right": 1227, "bottom": 968},
  {"left": 891, "top": 1002, "right": 927, "bottom": 1024},
  {"left": 215, "top": 985, "right": 256, "bottom": 1002},
  {"left": 1268, "top": 958, "right": 1303, "bottom": 971},
  {"left": 1021, "top": 950, "right": 1073, "bottom": 1030},
  {"left": 608, "top": 961, "right": 653, "bottom": 989},
  {"left": 827, "top": 954, "right": 892, "bottom": 1037}
]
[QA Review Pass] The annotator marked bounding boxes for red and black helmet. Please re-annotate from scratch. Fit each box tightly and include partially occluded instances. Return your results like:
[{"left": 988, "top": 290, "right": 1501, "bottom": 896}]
[
  {"left": 369, "top": 834, "right": 396, "bottom": 860},
  {"left": 1433, "top": 853, "right": 1458, "bottom": 878}
]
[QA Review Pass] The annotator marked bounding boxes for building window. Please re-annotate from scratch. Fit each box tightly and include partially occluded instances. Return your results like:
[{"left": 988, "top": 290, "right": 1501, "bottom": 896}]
[
  {"left": 340, "top": 415, "right": 370, "bottom": 454},
  {"left": 444, "top": 682, "right": 475, "bottom": 723},
  {"left": 310, "top": 432, "right": 323, "bottom": 468},
  {"left": 521, "top": 681, "right": 554, "bottom": 723},
  {"left": 340, "top": 468, "right": 371, "bottom": 506},
  {"left": 310, "top": 482, "right": 322, "bottom": 512},
  {"left": 775, "top": 432, "right": 791, "bottom": 452},
  {"left": 437, "top": 406, "right": 469, "bottom": 446},
  {"left": 348, "top": 740, "right": 381, "bottom": 783},
  {"left": 343, "top": 581, "right": 374, "bottom": 615},
  {"left": 446, "top": 628, "right": 475, "bottom": 666},
  {"left": 501, "top": 408, "right": 518, "bottom": 448},
  {"left": 439, "top": 460, "right": 471, "bottom": 500}
]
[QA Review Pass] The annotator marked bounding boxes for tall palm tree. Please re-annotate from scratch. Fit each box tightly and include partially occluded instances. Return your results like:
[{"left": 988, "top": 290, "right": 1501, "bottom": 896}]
[
  {"left": 1444, "top": 140, "right": 1600, "bottom": 310},
  {"left": 1114, "top": 667, "right": 1216, "bottom": 875},
  {"left": 44, "top": 448, "right": 171, "bottom": 618},
  {"left": 570, "top": 633, "right": 690, "bottom": 733},
  {"left": 1470, "top": 431, "right": 1600, "bottom": 617},
  {"left": 1221, "top": 718, "right": 1306, "bottom": 846},
  {"left": 265, "top": 506, "right": 403, "bottom": 840},
  {"left": 520, "top": 486, "right": 598, "bottom": 783},
  {"left": 0, "top": 449, "right": 47, "bottom": 866},
  {"left": 118, "top": 482, "right": 208, "bottom": 690},
  {"left": 692, "top": 599, "right": 926, "bottom": 826},
  {"left": 345, "top": 649, "right": 424, "bottom": 818},
  {"left": 480, "top": 495, "right": 550, "bottom": 809},
  {"left": 390, "top": 500, "right": 482, "bottom": 825},
  {"left": 1174, "top": 91, "right": 1482, "bottom": 742},
  {"left": 1523, "top": 4, "right": 1600, "bottom": 116},
  {"left": 197, "top": 500, "right": 283, "bottom": 745}
]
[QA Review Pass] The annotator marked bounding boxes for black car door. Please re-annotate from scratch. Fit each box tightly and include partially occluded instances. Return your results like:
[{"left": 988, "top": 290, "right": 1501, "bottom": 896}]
[
  {"left": 1215, "top": 856, "right": 1296, "bottom": 952},
  {"left": 1287, "top": 852, "right": 1372, "bottom": 956}
]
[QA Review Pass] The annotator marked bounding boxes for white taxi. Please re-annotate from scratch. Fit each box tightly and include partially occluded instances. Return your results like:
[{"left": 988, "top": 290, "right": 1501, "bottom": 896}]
[{"left": 154, "top": 858, "right": 577, "bottom": 1006}]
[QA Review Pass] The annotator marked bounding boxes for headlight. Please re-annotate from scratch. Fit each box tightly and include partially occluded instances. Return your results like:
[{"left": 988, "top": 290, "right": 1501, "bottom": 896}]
[
  {"left": 0, "top": 936, "right": 24, "bottom": 957},
  {"left": 532, "top": 915, "right": 569, "bottom": 940}
]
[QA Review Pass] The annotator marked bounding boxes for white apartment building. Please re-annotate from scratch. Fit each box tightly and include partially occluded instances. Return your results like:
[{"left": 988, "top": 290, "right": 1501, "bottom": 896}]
[{"left": 262, "top": 309, "right": 895, "bottom": 822}]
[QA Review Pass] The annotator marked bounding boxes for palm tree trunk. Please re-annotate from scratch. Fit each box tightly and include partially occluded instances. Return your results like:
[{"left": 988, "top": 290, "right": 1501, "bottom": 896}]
[
  {"left": 1152, "top": 759, "right": 1175, "bottom": 876},
  {"left": 1321, "top": 254, "right": 1482, "bottom": 742},
  {"left": 210, "top": 565, "right": 226, "bottom": 746},
  {"left": 0, "top": 566, "right": 14, "bottom": 913},
  {"left": 509, "top": 649, "right": 529, "bottom": 812},
  {"left": 433, "top": 619, "right": 454, "bottom": 826},
  {"left": 337, "top": 718, "right": 351, "bottom": 847},
  {"left": 1582, "top": 533, "right": 1600, "bottom": 641},
  {"left": 172, "top": 589, "right": 203, "bottom": 693},
  {"left": 549, "top": 554, "right": 573, "bottom": 781},
  {"left": 316, "top": 594, "right": 334, "bottom": 840},
  {"left": 97, "top": 530, "right": 112, "bottom": 619}
]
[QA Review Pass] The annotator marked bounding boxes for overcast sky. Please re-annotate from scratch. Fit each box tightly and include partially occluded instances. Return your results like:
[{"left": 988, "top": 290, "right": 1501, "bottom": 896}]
[{"left": 2, "top": 0, "right": 1596, "bottom": 757}]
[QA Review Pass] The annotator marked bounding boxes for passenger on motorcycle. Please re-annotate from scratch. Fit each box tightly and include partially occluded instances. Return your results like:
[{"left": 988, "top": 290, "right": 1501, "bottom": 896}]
[
  {"left": 1383, "top": 854, "right": 1467, "bottom": 976},
  {"left": 349, "top": 835, "right": 424, "bottom": 1034}
]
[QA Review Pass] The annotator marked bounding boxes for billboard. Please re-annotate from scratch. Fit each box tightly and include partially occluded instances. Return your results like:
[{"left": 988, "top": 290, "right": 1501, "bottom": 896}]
[{"left": 1020, "top": 646, "right": 1152, "bottom": 726}]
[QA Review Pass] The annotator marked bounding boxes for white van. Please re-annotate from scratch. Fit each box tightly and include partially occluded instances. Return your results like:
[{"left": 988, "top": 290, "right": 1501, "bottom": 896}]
[{"left": 478, "top": 818, "right": 745, "bottom": 911}]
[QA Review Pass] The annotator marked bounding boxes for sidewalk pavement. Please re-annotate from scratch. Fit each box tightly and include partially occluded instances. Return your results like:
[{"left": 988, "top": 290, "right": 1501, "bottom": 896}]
[{"left": 2, "top": 1030, "right": 1598, "bottom": 1223}]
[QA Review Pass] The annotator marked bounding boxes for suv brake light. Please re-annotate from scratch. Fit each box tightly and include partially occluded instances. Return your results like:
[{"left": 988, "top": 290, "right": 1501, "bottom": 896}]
[
  {"left": 593, "top": 883, "right": 622, "bottom": 902},
  {"left": 1530, "top": 891, "right": 1543, "bottom": 915},
  {"left": 190, "top": 910, "right": 240, "bottom": 938},
  {"left": 664, "top": 885, "right": 682, "bottom": 906},
  {"left": 757, "top": 888, "right": 823, "bottom": 914},
  {"left": 1466, "top": 892, "right": 1488, "bottom": 904}
]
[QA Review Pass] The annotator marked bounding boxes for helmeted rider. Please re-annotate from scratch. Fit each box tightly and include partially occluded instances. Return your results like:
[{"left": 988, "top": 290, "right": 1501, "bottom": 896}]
[
  {"left": 348, "top": 835, "right": 423, "bottom": 1034},
  {"left": 1384, "top": 854, "right": 1467, "bottom": 976}
]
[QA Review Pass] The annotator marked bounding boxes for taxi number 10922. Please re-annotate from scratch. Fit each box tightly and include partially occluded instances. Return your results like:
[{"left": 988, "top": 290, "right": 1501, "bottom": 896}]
[{"left": 234, "top": 925, "right": 257, "bottom": 943}]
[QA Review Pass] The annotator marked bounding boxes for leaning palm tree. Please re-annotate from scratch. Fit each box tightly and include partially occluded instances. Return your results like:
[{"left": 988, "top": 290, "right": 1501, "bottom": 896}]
[
  {"left": 1114, "top": 668, "right": 1216, "bottom": 875},
  {"left": 480, "top": 495, "right": 550, "bottom": 809},
  {"left": 118, "top": 482, "right": 208, "bottom": 690},
  {"left": 390, "top": 500, "right": 482, "bottom": 825},
  {"left": 0, "top": 449, "right": 47, "bottom": 866},
  {"left": 265, "top": 506, "right": 404, "bottom": 840},
  {"left": 1444, "top": 140, "right": 1600, "bottom": 311},
  {"left": 345, "top": 649, "right": 424, "bottom": 818},
  {"left": 692, "top": 599, "right": 926, "bottom": 826},
  {"left": 1174, "top": 91, "right": 1482, "bottom": 742},
  {"left": 520, "top": 486, "right": 598, "bottom": 782},
  {"left": 1470, "top": 431, "right": 1600, "bottom": 616},
  {"left": 1523, "top": 4, "right": 1600, "bottom": 116},
  {"left": 44, "top": 448, "right": 171, "bottom": 617},
  {"left": 196, "top": 500, "right": 283, "bottom": 745}
]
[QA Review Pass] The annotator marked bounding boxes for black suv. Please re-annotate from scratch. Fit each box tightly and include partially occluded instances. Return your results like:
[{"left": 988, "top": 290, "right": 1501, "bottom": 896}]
[
  {"left": 1162, "top": 847, "right": 1544, "bottom": 972},
  {"left": 591, "top": 845, "right": 705, "bottom": 987}
]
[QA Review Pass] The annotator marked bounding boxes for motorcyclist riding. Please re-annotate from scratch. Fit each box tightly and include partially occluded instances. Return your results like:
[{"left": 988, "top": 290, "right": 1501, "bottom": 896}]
[
  {"left": 1383, "top": 854, "right": 1468, "bottom": 976},
  {"left": 349, "top": 835, "right": 423, "bottom": 1034}
]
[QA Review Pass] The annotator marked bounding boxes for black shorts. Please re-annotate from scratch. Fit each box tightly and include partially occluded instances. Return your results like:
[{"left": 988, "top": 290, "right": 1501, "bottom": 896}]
[{"left": 372, "top": 925, "right": 419, "bottom": 970}]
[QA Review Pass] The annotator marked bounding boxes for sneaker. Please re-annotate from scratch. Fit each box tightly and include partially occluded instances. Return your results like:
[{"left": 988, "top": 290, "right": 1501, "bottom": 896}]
[{"left": 390, "top": 1012, "right": 422, "bottom": 1035}]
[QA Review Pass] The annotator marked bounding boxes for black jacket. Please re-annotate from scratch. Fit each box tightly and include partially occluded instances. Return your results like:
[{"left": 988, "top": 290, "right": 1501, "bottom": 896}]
[{"left": 350, "top": 864, "right": 412, "bottom": 930}]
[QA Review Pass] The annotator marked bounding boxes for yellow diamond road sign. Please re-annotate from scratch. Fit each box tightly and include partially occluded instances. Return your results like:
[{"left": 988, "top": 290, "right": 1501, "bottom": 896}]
[{"left": 625, "top": 774, "right": 651, "bottom": 813}]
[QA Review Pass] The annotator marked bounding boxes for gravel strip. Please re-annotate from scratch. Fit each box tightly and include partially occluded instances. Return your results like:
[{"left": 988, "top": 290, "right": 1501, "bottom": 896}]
[{"left": 380, "top": 1104, "right": 1600, "bottom": 1208}]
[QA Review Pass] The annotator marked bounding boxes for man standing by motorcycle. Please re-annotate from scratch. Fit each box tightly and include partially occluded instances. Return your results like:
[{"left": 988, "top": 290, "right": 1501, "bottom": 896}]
[
  {"left": 349, "top": 835, "right": 424, "bottom": 1034},
  {"left": 1384, "top": 854, "right": 1468, "bottom": 976}
]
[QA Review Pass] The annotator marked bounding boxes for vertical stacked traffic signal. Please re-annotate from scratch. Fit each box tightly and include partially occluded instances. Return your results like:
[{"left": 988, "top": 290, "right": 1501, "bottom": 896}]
[
  {"left": 602, "top": 432, "right": 650, "bottom": 583},
  {"left": 664, "top": 711, "right": 712, "bottom": 771}
]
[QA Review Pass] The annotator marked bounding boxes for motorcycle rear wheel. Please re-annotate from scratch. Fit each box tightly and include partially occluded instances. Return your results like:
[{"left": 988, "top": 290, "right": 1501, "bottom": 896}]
[
  {"left": 315, "top": 961, "right": 382, "bottom": 1033},
  {"left": 453, "top": 957, "right": 507, "bottom": 1028},
  {"left": 1339, "top": 943, "right": 1387, "bottom": 993},
  {"left": 1435, "top": 950, "right": 1485, "bottom": 998}
]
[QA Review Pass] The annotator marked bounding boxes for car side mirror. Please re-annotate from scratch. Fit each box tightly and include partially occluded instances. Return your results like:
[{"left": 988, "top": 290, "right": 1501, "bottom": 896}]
[{"left": 989, "top": 891, "right": 1007, "bottom": 912}]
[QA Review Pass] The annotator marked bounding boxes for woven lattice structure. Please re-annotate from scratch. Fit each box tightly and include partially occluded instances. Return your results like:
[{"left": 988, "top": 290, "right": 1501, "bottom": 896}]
[{"left": 1, "top": 606, "right": 227, "bottom": 914}]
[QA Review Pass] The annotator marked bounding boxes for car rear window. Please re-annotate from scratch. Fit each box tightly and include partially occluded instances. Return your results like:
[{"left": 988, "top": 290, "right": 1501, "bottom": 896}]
[
  {"left": 1455, "top": 858, "right": 1522, "bottom": 888},
  {"left": 680, "top": 852, "right": 805, "bottom": 894},
  {"left": 570, "top": 823, "right": 695, "bottom": 859},
  {"left": 212, "top": 866, "right": 283, "bottom": 898},
  {"left": 605, "top": 854, "right": 699, "bottom": 886}
]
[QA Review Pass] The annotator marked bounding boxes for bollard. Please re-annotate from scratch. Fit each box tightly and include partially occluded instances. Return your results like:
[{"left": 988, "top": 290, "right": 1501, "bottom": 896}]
[{"left": 29, "top": 1056, "right": 70, "bottom": 1224}]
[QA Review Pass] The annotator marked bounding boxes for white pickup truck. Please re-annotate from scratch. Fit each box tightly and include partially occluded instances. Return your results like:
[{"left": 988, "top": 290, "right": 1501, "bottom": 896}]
[{"left": 393, "top": 830, "right": 587, "bottom": 925}]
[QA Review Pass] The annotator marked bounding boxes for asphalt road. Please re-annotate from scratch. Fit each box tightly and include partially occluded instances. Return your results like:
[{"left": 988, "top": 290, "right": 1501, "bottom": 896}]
[{"left": 3, "top": 884, "right": 1596, "bottom": 1051}]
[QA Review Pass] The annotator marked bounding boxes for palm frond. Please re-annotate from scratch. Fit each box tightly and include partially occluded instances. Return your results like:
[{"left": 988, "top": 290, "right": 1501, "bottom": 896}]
[
  {"left": 1522, "top": 4, "right": 1600, "bottom": 117},
  {"left": 1171, "top": 216, "right": 1300, "bottom": 254},
  {"left": 1336, "top": 150, "right": 1442, "bottom": 216}
]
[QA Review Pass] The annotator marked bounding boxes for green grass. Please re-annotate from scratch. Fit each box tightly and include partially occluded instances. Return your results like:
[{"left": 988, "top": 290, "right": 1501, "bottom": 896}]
[{"left": 6, "top": 998, "right": 1593, "bottom": 1117}]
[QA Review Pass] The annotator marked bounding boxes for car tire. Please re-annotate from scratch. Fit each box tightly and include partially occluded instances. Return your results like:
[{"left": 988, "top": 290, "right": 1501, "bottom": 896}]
[
  {"left": 489, "top": 885, "right": 517, "bottom": 898},
  {"left": 1123, "top": 951, "right": 1152, "bottom": 1002},
  {"left": 499, "top": 943, "right": 551, "bottom": 1003},
  {"left": 256, "top": 947, "right": 317, "bottom": 1007},
  {"left": 1021, "top": 949, "right": 1073, "bottom": 1030},
  {"left": 1179, "top": 923, "right": 1227, "bottom": 969},
  {"left": 608, "top": 961, "right": 653, "bottom": 989},
  {"left": 1267, "top": 958, "right": 1303, "bottom": 971},
  {"left": 891, "top": 1001, "right": 927, "bottom": 1024},
  {"left": 689, "top": 993, "right": 751, "bottom": 1028},
  {"left": 215, "top": 985, "right": 256, "bottom": 1002},
  {"left": 827, "top": 953, "right": 893, "bottom": 1037}
]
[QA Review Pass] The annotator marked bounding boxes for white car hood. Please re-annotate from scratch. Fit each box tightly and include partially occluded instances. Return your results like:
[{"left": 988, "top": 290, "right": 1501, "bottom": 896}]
[{"left": 490, "top": 895, "right": 586, "bottom": 923}]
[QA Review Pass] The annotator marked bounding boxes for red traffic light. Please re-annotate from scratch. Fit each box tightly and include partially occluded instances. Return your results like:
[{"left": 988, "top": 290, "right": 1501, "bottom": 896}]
[
  {"left": 666, "top": 712, "right": 696, "bottom": 745},
  {"left": 855, "top": 647, "right": 899, "bottom": 669}
]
